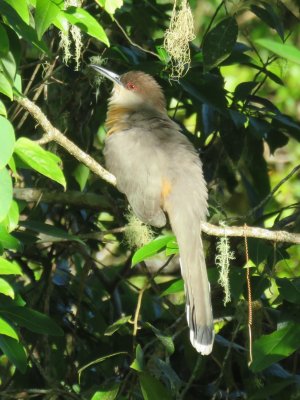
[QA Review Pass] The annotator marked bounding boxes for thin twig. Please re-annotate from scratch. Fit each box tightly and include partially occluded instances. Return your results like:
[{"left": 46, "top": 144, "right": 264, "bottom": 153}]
[
  {"left": 114, "top": 18, "right": 159, "bottom": 59},
  {"left": 10, "top": 61, "right": 42, "bottom": 122},
  {"left": 200, "top": 0, "right": 225, "bottom": 48},
  {"left": 246, "top": 164, "right": 300, "bottom": 218},
  {"left": 211, "top": 321, "right": 241, "bottom": 400},
  {"left": 140, "top": 261, "right": 179, "bottom": 317},
  {"left": 132, "top": 285, "right": 147, "bottom": 338},
  {"left": 153, "top": 254, "right": 175, "bottom": 277},
  {"left": 179, "top": 356, "right": 202, "bottom": 400},
  {"left": 17, "top": 58, "right": 59, "bottom": 129}
]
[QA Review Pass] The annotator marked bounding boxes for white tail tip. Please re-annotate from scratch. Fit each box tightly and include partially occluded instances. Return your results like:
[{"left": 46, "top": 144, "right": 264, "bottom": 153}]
[{"left": 190, "top": 329, "right": 214, "bottom": 355}]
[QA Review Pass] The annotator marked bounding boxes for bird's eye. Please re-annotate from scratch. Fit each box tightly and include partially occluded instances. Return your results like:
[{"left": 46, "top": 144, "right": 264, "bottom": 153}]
[{"left": 126, "top": 82, "right": 136, "bottom": 90}]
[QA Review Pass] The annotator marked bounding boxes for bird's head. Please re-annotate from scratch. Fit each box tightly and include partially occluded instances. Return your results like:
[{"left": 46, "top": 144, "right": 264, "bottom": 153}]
[{"left": 90, "top": 65, "right": 166, "bottom": 112}]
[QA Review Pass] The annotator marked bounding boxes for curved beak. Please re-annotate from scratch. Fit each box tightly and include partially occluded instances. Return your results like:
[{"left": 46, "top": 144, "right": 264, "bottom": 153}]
[{"left": 90, "top": 65, "right": 122, "bottom": 86}]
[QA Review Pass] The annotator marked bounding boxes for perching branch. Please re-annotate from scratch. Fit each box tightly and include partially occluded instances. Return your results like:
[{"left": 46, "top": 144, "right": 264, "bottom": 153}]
[
  {"left": 15, "top": 96, "right": 300, "bottom": 246},
  {"left": 201, "top": 222, "right": 300, "bottom": 245},
  {"left": 15, "top": 96, "right": 116, "bottom": 187}
]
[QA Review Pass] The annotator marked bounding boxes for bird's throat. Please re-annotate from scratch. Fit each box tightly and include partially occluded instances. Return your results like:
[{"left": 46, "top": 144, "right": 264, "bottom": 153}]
[{"left": 106, "top": 105, "right": 132, "bottom": 136}]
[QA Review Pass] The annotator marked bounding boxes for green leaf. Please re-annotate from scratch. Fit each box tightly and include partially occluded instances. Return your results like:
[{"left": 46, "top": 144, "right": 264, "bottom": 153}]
[
  {"left": 273, "top": 114, "right": 300, "bottom": 135},
  {"left": 228, "top": 109, "right": 247, "bottom": 129},
  {"left": 165, "top": 239, "right": 178, "bottom": 256},
  {"left": 265, "top": 129, "right": 289, "bottom": 154},
  {"left": 127, "top": 275, "right": 148, "bottom": 290},
  {"left": 0, "top": 116, "right": 15, "bottom": 169},
  {"left": 277, "top": 278, "right": 300, "bottom": 304},
  {"left": 0, "top": 277, "right": 15, "bottom": 298},
  {"left": 91, "top": 382, "right": 121, "bottom": 400},
  {"left": 7, "top": 294, "right": 26, "bottom": 307},
  {"left": 203, "top": 17, "right": 238, "bottom": 72},
  {"left": 6, "top": 25, "right": 22, "bottom": 67},
  {"left": 255, "top": 39, "right": 300, "bottom": 65},
  {"left": 0, "top": 50, "right": 17, "bottom": 84},
  {"left": 14, "top": 138, "right": 66, "bottom": 188},
  {"left": 78, "top": 352, "right": 127, "bottom": 382},
  {"left": 0, "top": 71, "right": 13, "bottom": 100},
  {"left": 0, "top": 99, "right": 7, "bottom": 117},
  {"left": 105, "top": 0, "right": 123, "bottom": 16},
  {"left": 248, "top": 380, "right": 294, "bottom": 400},
  {"left": 73, "top": 163, "right": 90, "bottom": 191},
  {"left": 130, "top": 344, "right": 144, "bottom": 372},
  {"left": 0, "top": 306, "right": 64, "bottom": 336},
  {"left": 62, "top": 7, "right": 110, "bottom": 46},
  {"left": 152, "top": 358, "right": 182, "bottom": 393},
  {"left": 156, "top": 46, "right": 169, "bottom": 64},
  {"left": 220, "top": 116, "right": 245, "bottom": 161},
  {"left": 139, "top": 372, "right": 172, "bottom": 400},
  {"left": 20, "top": 220, "right": 85, "bottom": 245},
  {"left": 251, "top": 323, "right": 300, "bottom": 372},
  {"left": 161, "top": 279, "right": 184, "bottom": 296},
  {"left": 3, "top": 200, "right": 19, "bottom": 232},
  {"left": 132, "top": 235, "right": 175, "bottom": 267},
  {"left": 249, "top": 117, "right": 271, "bottom": 140},
  {"left": 52, "top": 10, "right": 68, "bottom": 33},
  {"left": 145, "top": 323, "right": 174, "bottom": 355},
  {"left": 13, "top": 72, "right": 22, "bottom": 95},
  {"left": 97, "top": 0, "right": 123, "bottom": 16},
  {"left": 181, "top": 73, "right": 227, "bottom": 109},
  {"left": 0, "top": 167, "right": 13, "bottom": 223},
  {"left": 0, "top": 315, "right": 18, "bottom": 340},
  {"left": 104, "top": 315, "right": 131, "bottom": 336},
  {"left": 3, "top": 0, "right": 30, "bottom": 24},
  {"left": 0, "top": 1, "right": 49, "bottom": 54},
  {"left": 251, "top": 4, "right": 284, "bottom": 41},
  {"left": 234, "top": 81, "right": 259, "bottom": 101},
  {"left": 0, "top": 23, "right": 9, "bottom": 56},
  {"left": 264, "top": 68, "right": 284, "bottom": 85},
  {"left": 35, "top": 0, "right": 63, "bottom": 40},
  {"left": 8, "top": 155, "right": 16, "bottom": 174},
  {"left": 0, "top": 225, "right": 20, "bottom": 250},
  {"left": 0, "top": 334, "right": 27, "bottom": 373}
]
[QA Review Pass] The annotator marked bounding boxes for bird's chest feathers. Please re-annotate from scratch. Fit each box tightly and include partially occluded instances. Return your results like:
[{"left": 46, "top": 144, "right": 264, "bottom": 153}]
[
  {"left": 106, "top": 106, "right": 162, "bottom": 136},
  {"left": 106, "top": 106, "right": 133, "bottom": 136}
]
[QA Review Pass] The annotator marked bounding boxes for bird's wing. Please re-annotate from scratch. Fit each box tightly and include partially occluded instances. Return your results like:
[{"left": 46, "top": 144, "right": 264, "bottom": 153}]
[{"left": 104, "top": 127, "right": 167, "bottom": 228}]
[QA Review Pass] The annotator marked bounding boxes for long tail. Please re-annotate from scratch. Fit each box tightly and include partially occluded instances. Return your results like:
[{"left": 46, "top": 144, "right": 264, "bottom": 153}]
[{"left": 166, "top": 187, "right": 214, "bottom": 355}]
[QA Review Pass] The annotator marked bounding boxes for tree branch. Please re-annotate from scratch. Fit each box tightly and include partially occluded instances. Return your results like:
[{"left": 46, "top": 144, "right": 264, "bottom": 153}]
[
  {"left": 15, "top": 96, "right": 300, "bottom": 245},
  {"left": 13, "top": 188, "right": 111, "bottom": 210},
  {"left": 202, "top": 222, "right": 300, "bottom": 244},
  {"left": 15, "top": 96, "right": 116, "bottom": 187}
]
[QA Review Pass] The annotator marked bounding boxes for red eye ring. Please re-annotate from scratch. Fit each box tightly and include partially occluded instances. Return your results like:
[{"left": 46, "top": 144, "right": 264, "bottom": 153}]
[{"left": 126, "top": 82, "right": 136, "bottom": 90}]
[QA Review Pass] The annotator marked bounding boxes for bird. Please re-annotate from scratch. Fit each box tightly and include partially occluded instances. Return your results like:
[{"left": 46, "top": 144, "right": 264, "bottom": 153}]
[{"left": 91, "top": 65, "right": 214, "bottom": 355}]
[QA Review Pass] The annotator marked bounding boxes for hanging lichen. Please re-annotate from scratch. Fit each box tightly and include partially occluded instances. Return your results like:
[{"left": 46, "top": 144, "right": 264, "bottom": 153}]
[
  {"left": 124, "top": 210, "right": 154, "bottom": 249},
  {"left": 59, "top": 0, "right": 83, "bottom": 70},
  {"left": 215, "top": 222, "right": 235, "bottom": 305},
  {"left": 163, "top": 0, "right": 195, "bottom": 79}
]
